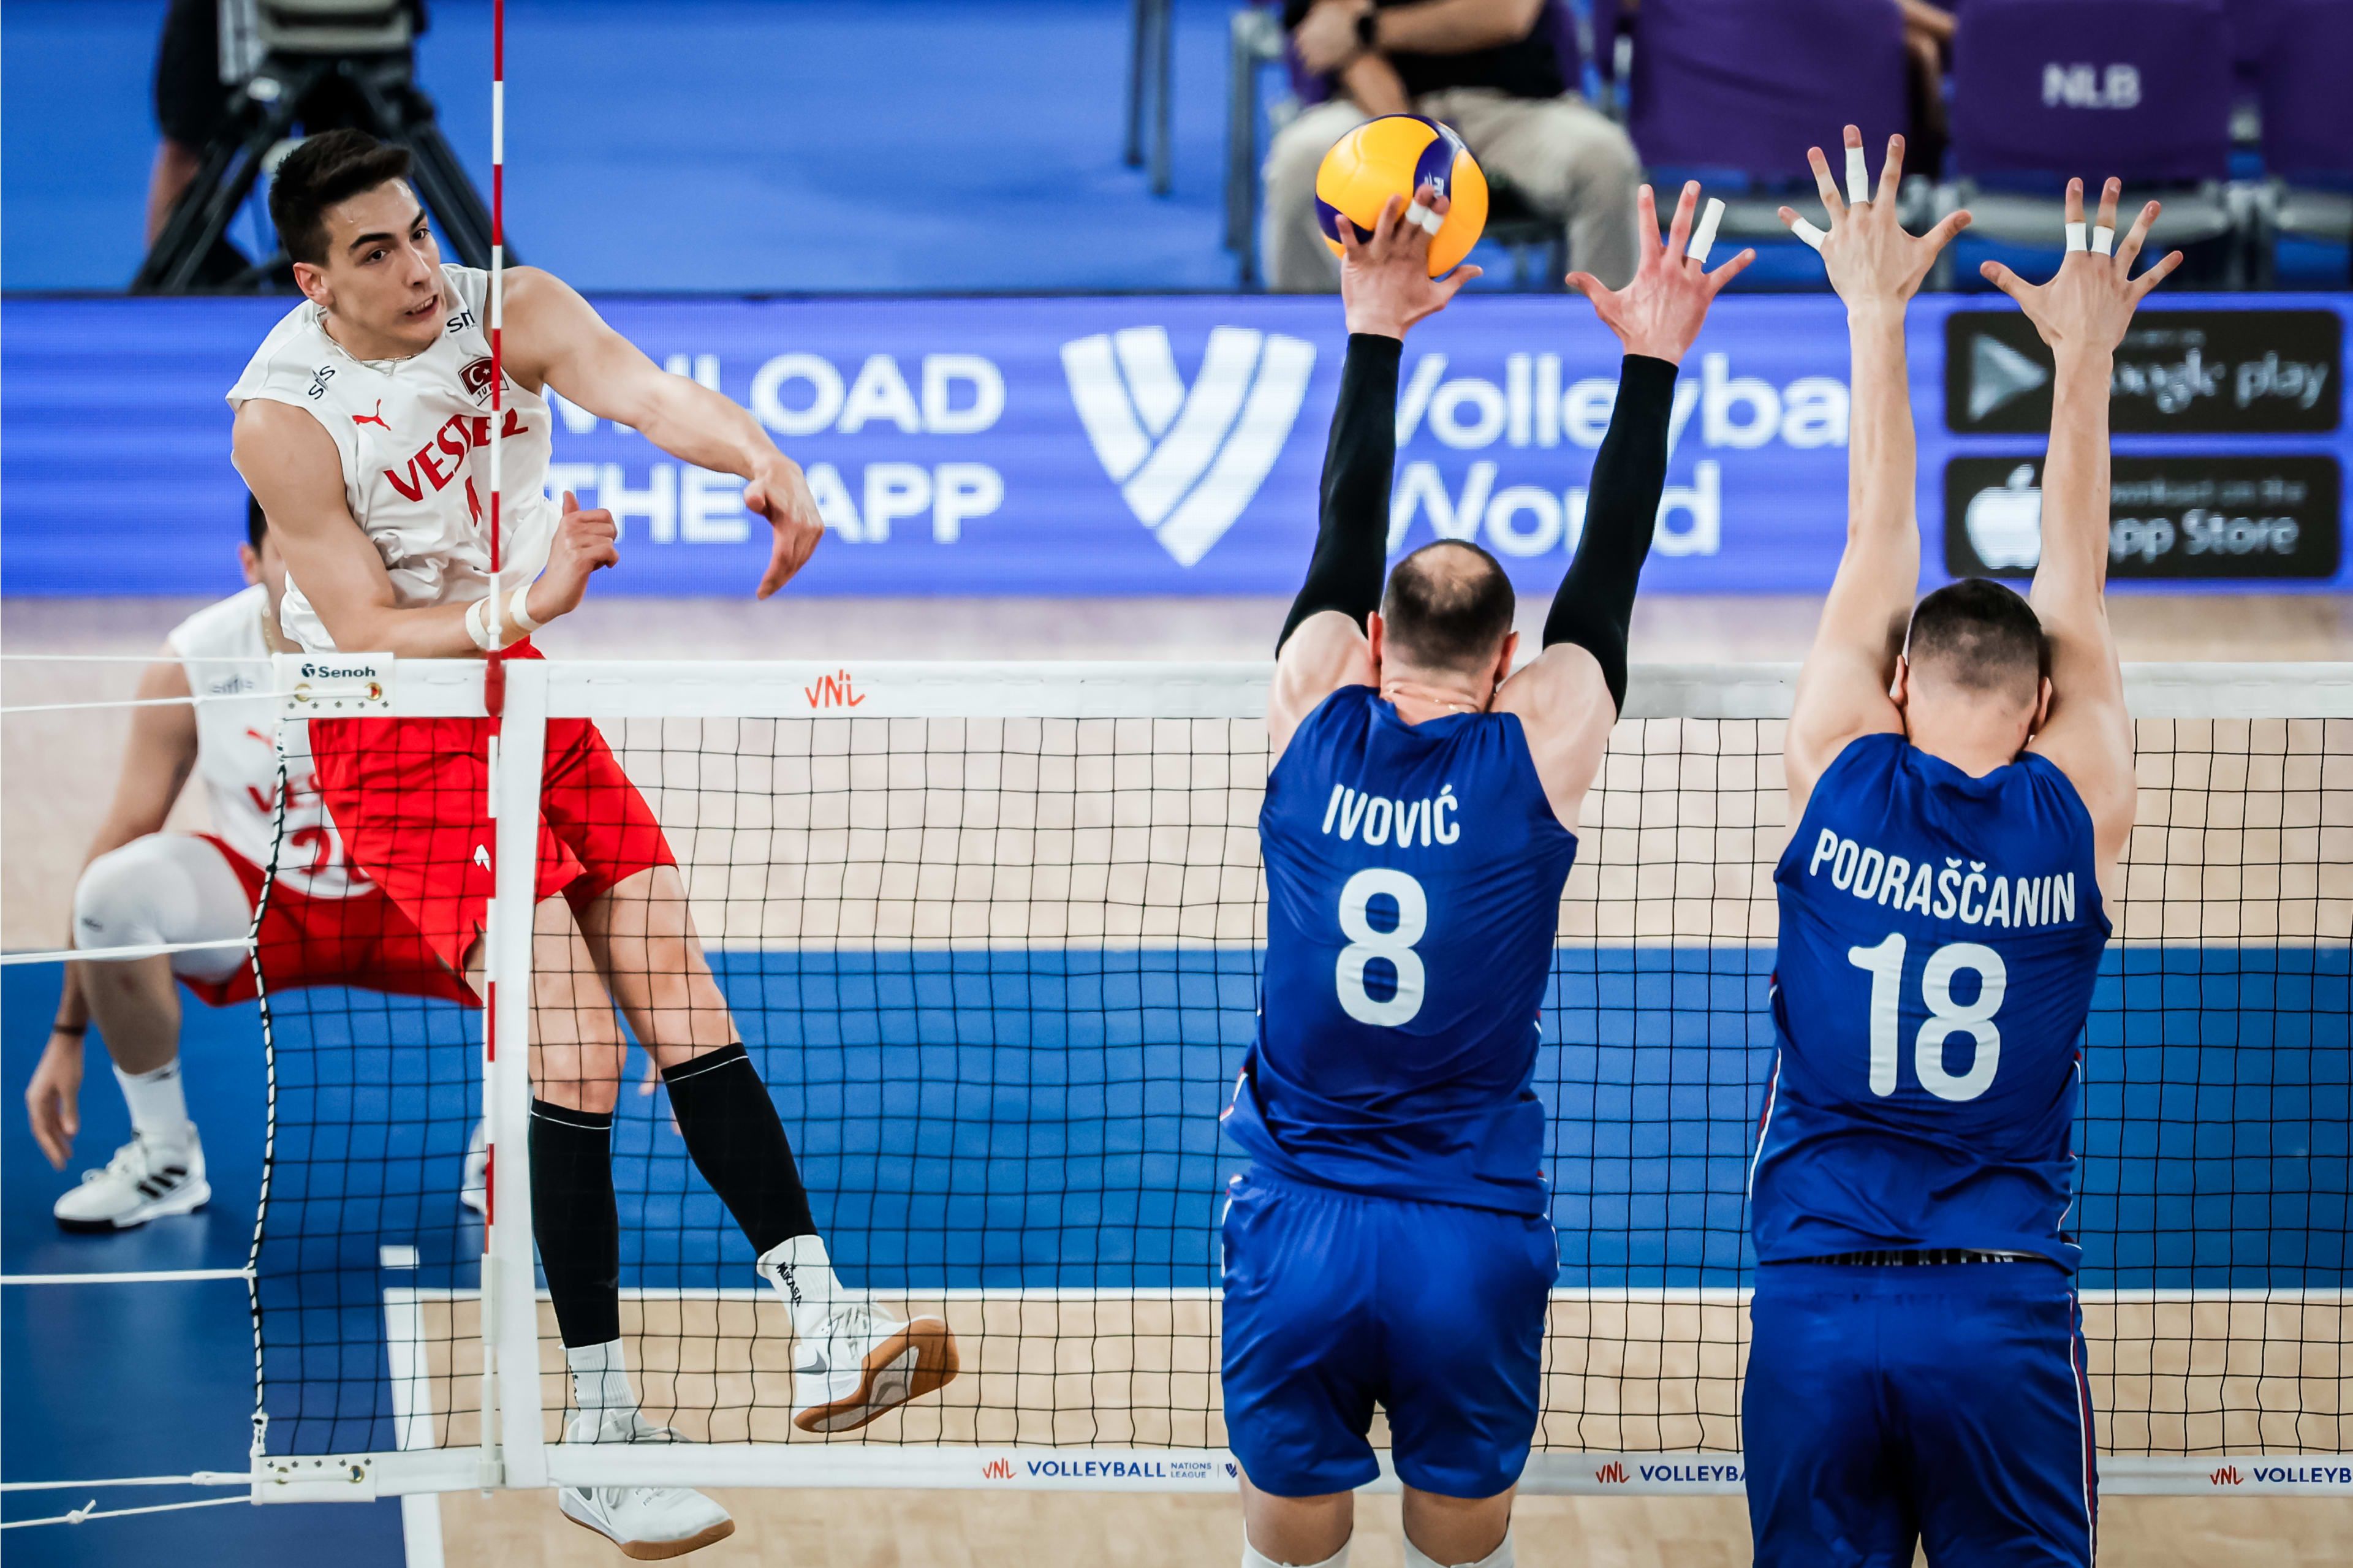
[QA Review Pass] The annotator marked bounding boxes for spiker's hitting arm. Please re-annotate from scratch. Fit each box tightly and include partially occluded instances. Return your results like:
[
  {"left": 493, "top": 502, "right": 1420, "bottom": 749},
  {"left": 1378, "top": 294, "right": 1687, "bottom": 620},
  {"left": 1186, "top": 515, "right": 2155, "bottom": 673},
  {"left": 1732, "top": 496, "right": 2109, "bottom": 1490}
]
[
  {"left": 1267, "top": 186, "right": 1480, "bottom": 757},
  {"left": 1779, "top": 129, "right": 1972, "bottom": 816},
  {"left": 503, "top": 268, "right": 824, "bottom": 599},
  {"left": 1496, "top": 180, "right": 1752, "bottom": 828},
  {"left": 1987, "top": 180, "right": 2183, "bottom": 887}
]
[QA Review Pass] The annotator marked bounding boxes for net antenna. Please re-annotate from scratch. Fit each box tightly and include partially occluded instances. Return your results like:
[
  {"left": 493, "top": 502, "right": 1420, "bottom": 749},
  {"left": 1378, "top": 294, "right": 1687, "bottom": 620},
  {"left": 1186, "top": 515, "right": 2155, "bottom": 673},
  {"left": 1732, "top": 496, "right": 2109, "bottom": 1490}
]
[{"left": 137, "top": 0, "right": 506, "bottom": 293}]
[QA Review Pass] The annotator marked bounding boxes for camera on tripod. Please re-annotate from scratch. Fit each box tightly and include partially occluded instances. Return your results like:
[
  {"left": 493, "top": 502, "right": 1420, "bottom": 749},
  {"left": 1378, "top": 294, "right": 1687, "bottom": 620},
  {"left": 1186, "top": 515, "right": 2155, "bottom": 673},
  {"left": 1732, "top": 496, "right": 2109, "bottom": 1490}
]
[{"left": 136, "top": 0, "right": 502, "bottom": 293}]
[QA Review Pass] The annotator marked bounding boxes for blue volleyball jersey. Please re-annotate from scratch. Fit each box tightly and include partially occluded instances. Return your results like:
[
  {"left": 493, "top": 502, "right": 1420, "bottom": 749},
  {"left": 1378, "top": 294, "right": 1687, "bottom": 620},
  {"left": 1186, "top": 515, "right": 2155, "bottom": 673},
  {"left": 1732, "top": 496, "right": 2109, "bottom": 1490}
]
[
  {"left": 1224, "top": 684, "right": 1580, "bottom": 1216},
  {"left": 1752, "top": 732, "right": 2113, "bottom": 1271}
]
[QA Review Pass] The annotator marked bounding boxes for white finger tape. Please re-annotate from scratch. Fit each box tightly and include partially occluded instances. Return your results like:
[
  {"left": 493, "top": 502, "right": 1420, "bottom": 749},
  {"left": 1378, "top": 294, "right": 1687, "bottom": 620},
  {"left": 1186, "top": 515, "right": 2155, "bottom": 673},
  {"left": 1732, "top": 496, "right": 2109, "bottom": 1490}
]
[
  {"left": 1404, "top": 202, "right": 1443, "bottom": 235},
  {"left": 1846, "top": 145, "right": 1870, "bottom": 205},
  {"left": 1686, "top": 197, "right": 1726, "bottom": 264},
  {"left": 2065, "top": 221, "right": 2088, "bottom": 253},
  {"left": 1790, "top": 217, "right": 1827, "bottom": 252},
  {"left": 2090, "top": 224, "right": 2115, "bottom": 256}
]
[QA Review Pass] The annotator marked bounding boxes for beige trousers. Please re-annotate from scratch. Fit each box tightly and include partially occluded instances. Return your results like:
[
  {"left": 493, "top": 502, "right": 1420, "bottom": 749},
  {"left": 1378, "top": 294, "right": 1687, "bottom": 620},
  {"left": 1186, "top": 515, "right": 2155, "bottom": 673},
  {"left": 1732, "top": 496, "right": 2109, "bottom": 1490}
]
[{"left": 1262, "top": 86, "right": 1642, "bottom": 292}]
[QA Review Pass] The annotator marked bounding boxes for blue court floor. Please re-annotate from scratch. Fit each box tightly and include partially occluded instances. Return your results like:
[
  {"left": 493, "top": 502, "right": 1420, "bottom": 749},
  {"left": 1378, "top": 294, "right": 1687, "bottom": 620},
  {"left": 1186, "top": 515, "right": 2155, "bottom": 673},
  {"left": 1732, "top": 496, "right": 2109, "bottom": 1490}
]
[{"left": 4, "top": 944, "right": 2345, "bottom": 1556}]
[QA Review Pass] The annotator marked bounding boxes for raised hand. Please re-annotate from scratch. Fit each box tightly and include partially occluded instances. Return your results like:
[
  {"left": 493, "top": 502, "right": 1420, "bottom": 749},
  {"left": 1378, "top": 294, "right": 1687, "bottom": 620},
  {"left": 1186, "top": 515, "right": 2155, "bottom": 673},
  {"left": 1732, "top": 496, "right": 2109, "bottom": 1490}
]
[
  {"left": 1981, "top": 177, "right": 2183, "bottom": 361},
  {"left": 1339, "top": 183, "right": 1483, "bottom": 339},
  {"left": 1781, "top": 126, "right": 1969, "bottom": 311},
  {"left": 1567, "top": 181, "right": 1755, "bottom": 364},
  {"left": 746, "top": 455, "right": 825, "bottom": 599}
]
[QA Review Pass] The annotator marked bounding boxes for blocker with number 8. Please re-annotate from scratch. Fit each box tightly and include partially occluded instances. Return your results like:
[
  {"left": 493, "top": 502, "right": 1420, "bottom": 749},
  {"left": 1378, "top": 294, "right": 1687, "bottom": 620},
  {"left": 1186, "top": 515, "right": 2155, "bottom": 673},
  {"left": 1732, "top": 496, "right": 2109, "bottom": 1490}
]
[{"left": 1315, "top": 114, "right": 1489, "bottom": 278}]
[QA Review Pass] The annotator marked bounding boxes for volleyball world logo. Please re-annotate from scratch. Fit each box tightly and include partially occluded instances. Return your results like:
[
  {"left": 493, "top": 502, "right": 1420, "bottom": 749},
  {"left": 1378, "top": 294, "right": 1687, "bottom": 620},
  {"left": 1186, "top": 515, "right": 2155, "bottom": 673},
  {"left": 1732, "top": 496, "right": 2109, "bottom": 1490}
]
[{"left": 1063, "top": 326, "right": 1316, "bottom": 567}]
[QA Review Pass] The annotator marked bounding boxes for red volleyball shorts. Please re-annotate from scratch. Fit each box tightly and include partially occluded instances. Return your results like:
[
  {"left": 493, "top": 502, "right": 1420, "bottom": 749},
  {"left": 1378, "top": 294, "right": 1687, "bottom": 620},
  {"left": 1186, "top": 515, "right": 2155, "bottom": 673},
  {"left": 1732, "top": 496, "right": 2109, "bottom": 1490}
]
[
  {"left": 306, "top": 654, "right": 674, "bottom": 989},
  {"left": 181, "top": 833, "right": 476, "bottom": 1008}
]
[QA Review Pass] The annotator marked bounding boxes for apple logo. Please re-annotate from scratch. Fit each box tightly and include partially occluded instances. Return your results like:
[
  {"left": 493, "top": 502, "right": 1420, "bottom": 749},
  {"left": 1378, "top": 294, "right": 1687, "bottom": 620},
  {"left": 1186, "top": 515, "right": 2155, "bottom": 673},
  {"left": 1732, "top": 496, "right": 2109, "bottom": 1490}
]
[{"left": 1964, "top": 464, "right": 2044, "bottom": 570}]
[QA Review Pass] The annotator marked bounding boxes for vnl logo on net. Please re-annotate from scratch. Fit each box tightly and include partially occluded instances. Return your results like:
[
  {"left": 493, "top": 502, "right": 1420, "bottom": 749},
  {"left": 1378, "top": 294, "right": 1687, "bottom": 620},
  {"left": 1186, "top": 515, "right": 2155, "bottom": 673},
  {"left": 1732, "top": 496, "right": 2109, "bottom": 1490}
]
[{"left": 1063, "top": 327, "right": 1319, "bottom": 566}]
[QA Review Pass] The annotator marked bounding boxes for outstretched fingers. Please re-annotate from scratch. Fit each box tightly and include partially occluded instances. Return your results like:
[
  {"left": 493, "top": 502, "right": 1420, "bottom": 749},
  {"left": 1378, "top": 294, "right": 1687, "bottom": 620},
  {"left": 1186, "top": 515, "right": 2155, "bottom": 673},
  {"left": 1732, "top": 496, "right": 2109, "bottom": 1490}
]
[
  {"left": 1921, "top": 208, "right": 1974, "bottom": 258},
  {"left": 2114, "top": 199, "right": 2161, "bottom": 271},
  {"left": 1664, "top": 180, "right": 1700, "bottom": 265},
  {"left": 2129, "top": 249, "right": 2186, "bottom": 301},
  {"left": 1806, "top": 145, "right": 1845, "bottom": 223},
  {"left": 1979, "top": 259, "right": 2032, "bottom": 302},
  {"left": 1778, "top": 205, "right": 1828, "bottom": 252},
  {"left": 1702, "top": 248, "right": 1757, "bottom": 295},
  {"left": 2061, "top": 177, "right": 2088, "bottom": 252},
  {"left": 1876, "top": 133, "right": 1906, "bottom": 206},
  {"left": 1841, "top": 124, "right": 1870, "bottom": 207},
  {"left": 1633, "top": 183, "right": 1661, "bottom": 262}
]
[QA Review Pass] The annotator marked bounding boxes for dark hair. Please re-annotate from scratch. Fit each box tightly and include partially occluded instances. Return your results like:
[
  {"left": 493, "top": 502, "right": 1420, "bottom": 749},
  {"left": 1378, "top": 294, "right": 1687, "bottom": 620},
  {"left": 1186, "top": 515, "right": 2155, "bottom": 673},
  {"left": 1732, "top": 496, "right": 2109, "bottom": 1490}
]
[
  {"left": 1380, "top": 541, "right": 1517, "bottom": 673},
  {"left": 1907, "top": 578, "right": 2048, "bottom": 699},
  {"left": 246, "top": 492, "right": 268, "bottom": 552},
  {"left": 270, "top": 129, "right": 414, "bottom": 267}
]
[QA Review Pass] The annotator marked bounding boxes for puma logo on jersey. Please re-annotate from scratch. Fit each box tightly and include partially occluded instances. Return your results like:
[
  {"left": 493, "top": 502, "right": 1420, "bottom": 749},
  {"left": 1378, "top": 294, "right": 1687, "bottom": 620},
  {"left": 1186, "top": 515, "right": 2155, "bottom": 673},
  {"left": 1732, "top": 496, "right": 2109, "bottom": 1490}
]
[
  {"left": 382, "top": 410, "right": 529, "bottom": 502},
  {"left": 352, "top": 401, "right": 392, "bottom": 431}
]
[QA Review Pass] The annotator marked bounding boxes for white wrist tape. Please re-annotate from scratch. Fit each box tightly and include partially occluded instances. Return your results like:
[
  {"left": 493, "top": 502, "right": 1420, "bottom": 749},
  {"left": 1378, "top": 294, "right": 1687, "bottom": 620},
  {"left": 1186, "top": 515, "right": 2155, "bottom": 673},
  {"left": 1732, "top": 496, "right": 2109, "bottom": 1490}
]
[
  {"left": 507, "top": 583, "right": 544, "bottom": 636},
  {"left": 1790, "top": 217, "right": 1828, "bottom": 252},
  {"left": 1846, "top": 145, "right": 1871, "bottom": 206},
  {"left": 465, "top": 596, "right": 499, "bottom": 653},
  {"left": 2090, "top": 224, "right": 2115, "bottom": 257},
  {"left": 1686, "top": 197, "right": 1726, "bottom": 264},
  {"left": 2064, "top": 221, "right": 2089, "bottom": 253}
]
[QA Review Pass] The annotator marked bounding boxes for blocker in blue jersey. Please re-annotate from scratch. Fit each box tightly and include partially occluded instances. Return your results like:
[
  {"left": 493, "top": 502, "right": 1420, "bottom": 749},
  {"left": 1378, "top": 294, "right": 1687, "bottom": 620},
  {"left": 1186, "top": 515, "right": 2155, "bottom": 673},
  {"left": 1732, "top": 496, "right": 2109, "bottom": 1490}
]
[
  {"left": 1219, "top": 180, "right": 1753, "bottom": 1568},
  {"left": 1749, "top": 128, "right": 2184, "bottom": 1568}
]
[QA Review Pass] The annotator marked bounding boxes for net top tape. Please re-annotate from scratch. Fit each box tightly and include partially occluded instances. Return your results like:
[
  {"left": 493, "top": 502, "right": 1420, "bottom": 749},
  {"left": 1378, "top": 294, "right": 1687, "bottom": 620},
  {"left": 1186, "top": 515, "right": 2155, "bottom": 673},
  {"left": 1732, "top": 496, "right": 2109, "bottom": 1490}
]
[{"left": 269, "top": 656, "right": 2353, "bottom": 723}]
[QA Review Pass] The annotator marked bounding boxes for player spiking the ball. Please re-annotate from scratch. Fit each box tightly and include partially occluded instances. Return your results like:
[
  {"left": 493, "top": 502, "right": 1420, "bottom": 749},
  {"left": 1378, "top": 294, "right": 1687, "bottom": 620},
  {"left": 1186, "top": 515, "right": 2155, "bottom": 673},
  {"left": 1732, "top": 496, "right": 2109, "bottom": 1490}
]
[
  {"left": 1221, "top": 181, "right": 1751, "bottom": 1568},
  {"left": 26, "top": 496, "right": 474, "bottom": 1233},
  {"left": 229, "top": 129, "right": 957, "bottom": 1559},
  {"left": 1745, "top": 127, "right": 2181, "bottom": 1567}
]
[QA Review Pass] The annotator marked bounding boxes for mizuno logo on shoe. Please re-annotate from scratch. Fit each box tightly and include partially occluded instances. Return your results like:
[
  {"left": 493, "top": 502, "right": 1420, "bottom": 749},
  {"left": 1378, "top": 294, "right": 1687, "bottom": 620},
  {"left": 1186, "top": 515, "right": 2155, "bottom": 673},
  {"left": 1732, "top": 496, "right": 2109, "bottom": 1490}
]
[{"left": 1062, "top": 326, "right": 1315, "bottom": 567}]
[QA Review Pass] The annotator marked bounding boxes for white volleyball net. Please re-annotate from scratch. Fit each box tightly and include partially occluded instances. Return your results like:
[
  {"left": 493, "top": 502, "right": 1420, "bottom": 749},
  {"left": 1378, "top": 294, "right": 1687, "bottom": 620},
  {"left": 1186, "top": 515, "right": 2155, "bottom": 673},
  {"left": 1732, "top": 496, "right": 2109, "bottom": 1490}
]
[{"left": 241, "top": 657, "right": 2349, "bottom": 1501}]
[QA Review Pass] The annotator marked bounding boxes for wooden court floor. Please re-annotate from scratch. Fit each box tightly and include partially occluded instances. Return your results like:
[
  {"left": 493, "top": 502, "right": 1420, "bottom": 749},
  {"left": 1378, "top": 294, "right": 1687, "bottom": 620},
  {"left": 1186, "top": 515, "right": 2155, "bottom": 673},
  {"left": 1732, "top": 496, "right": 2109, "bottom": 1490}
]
[{"left": 7, "top": 594, "right": 2351, "bottom": 1562}]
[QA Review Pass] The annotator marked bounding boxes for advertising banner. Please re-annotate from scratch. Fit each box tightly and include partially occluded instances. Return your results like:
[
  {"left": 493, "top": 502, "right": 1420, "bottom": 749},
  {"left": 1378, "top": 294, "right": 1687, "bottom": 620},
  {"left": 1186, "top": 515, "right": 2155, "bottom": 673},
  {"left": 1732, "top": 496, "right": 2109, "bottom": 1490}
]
[{"left": 2, "top": 292, "right": 2345, "bottom": 597}]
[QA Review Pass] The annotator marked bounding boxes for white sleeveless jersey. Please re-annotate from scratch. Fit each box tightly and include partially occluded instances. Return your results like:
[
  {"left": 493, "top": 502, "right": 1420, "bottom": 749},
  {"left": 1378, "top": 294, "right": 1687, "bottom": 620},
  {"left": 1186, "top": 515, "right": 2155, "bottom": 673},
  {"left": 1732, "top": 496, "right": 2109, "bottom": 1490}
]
[
  {"left": 167, "top": 585, "right": 369, "bottom": 899},
  {"left": 225, "top": 265, "right": 556, "bottom": 653}
]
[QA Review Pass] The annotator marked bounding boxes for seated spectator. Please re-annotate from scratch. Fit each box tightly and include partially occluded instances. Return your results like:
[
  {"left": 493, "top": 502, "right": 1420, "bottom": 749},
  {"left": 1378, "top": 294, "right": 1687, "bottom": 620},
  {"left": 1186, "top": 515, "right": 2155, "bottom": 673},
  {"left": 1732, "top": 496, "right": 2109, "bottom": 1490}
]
[
  {"left": 1900, "top": 0, "right": 1954, "bottom": 178},
  {"left": 1264, "top": 0, "right": 1641, "bottom": 291}
]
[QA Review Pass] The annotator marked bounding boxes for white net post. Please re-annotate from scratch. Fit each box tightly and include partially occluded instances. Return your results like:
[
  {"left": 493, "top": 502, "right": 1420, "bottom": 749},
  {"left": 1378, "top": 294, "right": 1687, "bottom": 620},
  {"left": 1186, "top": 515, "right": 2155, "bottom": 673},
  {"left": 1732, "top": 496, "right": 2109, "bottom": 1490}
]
[{"left": 483, "top": 659, "right": 548, "bottom": 1488}]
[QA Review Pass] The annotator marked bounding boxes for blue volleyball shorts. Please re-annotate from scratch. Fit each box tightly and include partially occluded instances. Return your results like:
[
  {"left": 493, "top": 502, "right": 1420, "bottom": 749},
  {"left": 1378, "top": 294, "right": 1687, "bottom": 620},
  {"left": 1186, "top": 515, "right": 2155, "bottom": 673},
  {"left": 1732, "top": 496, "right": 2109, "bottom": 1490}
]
[
  {"left": 1745, "top": 1262, "right": 2098, "bottom": 1567},
  {"left": 1218, "top": 1172, "right": 1556, "bottom": 1499}
]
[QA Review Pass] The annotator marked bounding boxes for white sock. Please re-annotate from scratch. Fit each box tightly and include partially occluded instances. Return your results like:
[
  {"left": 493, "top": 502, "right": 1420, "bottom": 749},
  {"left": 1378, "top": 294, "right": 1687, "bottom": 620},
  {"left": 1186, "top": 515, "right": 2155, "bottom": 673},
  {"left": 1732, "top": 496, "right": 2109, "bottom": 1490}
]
[
  {"left": 1243, "top": 1539, "right": 1349, "bottom": 1568},
  {"left": 1403, "top": 1530, "right": 1512, "bottom": 1568},
  {"left": 565, "top": 1338, "right": 637, "bottom": 1418},
  {"left": 759, "top": 1233, "right": 851, "bottom": 1341},
  {"left": 115, "top": 1059, "right": 192, "bottom": 1147}
]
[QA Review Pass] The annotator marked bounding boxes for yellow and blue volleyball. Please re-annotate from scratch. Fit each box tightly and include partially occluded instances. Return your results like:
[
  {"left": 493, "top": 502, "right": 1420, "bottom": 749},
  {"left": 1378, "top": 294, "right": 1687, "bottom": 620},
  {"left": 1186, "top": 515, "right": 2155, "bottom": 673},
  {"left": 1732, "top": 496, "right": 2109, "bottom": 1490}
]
[{"left": 1314, "top": 115, "right": 1489, "bottom": 277}]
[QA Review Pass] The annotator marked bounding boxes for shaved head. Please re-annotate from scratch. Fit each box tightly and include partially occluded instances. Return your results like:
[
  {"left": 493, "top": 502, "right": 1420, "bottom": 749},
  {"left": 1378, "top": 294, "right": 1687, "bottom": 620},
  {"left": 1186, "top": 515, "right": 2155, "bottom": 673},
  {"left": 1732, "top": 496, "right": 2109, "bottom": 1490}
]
[
  {"left": 1381, "top": 541, "right": 1516, "bottom": 674},
  {"left": 1907, "top": 578, "right": 2047, "bottom": 707}
]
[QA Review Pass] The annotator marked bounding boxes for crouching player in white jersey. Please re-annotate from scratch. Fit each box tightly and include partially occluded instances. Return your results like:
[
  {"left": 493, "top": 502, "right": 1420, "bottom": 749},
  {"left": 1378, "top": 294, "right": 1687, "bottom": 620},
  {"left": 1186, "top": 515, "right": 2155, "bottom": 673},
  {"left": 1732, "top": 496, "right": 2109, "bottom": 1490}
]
[
  {"left": 26, "top": 497, "right": 473, "bottom": 1232},
  {"left": 228, "top": 130, "right": 957, "bottom": 1558},
  {"left": 1745, "top": 129, "right": 2181, "bottom": 1566},
  {"left": 1221, "top": 183, "right": 1750, "bottom": 1568}
]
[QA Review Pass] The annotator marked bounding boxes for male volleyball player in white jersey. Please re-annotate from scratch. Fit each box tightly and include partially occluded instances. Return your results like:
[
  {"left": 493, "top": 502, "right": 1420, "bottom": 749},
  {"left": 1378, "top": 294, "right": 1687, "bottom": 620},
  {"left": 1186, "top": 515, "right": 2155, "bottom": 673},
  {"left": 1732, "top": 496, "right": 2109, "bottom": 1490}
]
[
  {"left": 26, "top": 498, "right": 472, "bottom": 1232},
  {"left": 1224, "top": 182, "right": 1749, "bottom": 1568},
  {"left": 228, "top": 129, "right": 956, "bottom": 1558},
  {"left": 1745, "top": 130, "right": 2181, "bottom": 1566}
]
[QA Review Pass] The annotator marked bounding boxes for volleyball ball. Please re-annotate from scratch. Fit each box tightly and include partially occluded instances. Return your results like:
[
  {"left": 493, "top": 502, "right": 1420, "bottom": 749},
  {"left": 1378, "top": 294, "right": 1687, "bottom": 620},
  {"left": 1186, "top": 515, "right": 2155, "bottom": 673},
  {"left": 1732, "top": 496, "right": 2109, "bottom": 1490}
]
[{"left": 1315, "top": 115, "right": 1489, "bottom": 278}]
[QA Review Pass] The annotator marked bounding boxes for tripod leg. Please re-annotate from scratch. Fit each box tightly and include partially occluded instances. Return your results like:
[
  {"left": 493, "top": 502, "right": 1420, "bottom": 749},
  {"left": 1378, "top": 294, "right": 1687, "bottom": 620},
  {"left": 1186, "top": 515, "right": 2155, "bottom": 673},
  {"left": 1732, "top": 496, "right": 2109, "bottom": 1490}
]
[
  {"left": 135, "top": 101, "right": 282, "bottom": 292},
  {"left": 405, "top": 124, "right": 501, "bottom": 268},
  {"left": 352, "top": 68, "right": 501, "bottom": 268}
]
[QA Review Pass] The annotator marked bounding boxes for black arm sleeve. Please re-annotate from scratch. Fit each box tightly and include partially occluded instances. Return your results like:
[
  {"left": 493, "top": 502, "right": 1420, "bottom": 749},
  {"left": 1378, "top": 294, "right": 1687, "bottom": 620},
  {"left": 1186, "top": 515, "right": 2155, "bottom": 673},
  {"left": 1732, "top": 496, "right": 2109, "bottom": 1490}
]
[
  {"left": 1541, "top": 354, "right": 1680, "bottom": 713},
  {"left": 1277, "top": 332, "right": 1402, "bottom": 654}
]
